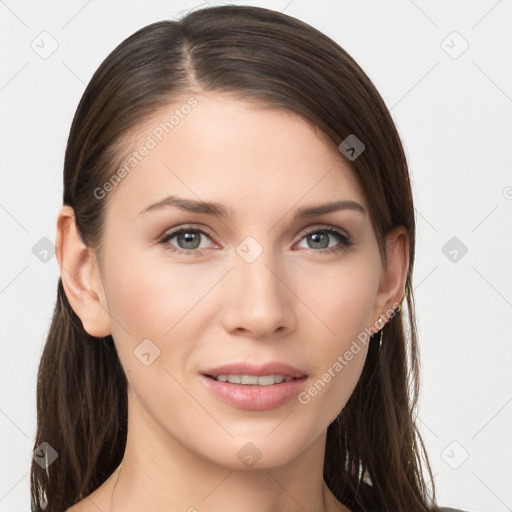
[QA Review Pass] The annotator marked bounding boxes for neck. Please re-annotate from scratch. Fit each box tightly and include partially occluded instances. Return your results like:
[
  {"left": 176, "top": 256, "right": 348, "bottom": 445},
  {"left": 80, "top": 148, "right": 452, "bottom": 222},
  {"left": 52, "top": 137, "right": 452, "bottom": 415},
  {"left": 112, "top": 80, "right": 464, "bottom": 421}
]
[
  {"left": 100, "top": 389, "right": 345, "bottom": 512},
  {"left": 110, "top": 461, "right": 329, "bottom": 512}
]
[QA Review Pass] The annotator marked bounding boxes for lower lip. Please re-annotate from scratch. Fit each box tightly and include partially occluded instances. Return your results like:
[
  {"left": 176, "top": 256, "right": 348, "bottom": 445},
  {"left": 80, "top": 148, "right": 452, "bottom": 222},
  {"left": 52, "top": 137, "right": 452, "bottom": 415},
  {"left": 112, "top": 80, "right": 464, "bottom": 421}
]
[{"left": 200, "top": 375, "right": 307, "bottom": 411}]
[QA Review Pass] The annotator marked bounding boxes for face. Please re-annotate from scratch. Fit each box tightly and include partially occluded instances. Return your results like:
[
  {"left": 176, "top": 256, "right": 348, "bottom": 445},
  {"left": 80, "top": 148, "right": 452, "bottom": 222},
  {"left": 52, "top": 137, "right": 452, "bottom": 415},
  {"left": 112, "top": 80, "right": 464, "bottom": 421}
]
[{"left": 92, "top": 92, "right": 386, "bottom": 469}]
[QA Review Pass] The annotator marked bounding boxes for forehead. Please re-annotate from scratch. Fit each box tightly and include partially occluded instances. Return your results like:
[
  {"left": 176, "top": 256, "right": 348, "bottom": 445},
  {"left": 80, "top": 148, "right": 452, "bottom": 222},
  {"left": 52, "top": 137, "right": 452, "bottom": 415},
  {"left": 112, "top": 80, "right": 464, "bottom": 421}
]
[{"left": 103, "top": 92, "right": 367, "bottom": 222}]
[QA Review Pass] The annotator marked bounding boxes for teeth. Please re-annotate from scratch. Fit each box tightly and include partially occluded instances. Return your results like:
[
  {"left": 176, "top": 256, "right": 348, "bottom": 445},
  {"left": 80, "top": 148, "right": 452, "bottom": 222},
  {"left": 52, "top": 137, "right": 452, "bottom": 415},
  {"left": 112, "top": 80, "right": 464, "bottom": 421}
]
[
  {"left": 214, "top": 374, "right": 294, "bottom": 385},
  {"left": 241, "top": 375, "right": 258, "bottom": 385}
]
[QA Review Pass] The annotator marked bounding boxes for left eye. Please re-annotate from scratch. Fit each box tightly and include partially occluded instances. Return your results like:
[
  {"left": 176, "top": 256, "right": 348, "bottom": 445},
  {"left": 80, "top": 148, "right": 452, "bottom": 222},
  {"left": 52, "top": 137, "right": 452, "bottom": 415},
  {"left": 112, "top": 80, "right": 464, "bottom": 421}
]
[
  {"left": 159, "top": 225, "right": 353, "bottom": 256},
  {"left": 295, "top": 227, "right": 353, "bottom": 254}
]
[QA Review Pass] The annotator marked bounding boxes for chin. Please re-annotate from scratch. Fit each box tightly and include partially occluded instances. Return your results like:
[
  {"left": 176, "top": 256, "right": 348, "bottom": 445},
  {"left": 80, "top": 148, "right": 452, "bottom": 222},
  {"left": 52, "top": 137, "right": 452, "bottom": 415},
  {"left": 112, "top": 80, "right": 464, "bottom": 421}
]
[{"left": 190, "top": 428, "right": 318, "bottom": 471}]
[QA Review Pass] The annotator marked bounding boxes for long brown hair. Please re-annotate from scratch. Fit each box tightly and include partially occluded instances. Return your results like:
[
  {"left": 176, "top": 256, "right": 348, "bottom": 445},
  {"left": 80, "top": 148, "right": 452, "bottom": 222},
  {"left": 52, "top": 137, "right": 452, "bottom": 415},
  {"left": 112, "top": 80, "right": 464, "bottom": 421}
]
[{"left": 31, "top": 5, "right": 439, "bottom": 511}]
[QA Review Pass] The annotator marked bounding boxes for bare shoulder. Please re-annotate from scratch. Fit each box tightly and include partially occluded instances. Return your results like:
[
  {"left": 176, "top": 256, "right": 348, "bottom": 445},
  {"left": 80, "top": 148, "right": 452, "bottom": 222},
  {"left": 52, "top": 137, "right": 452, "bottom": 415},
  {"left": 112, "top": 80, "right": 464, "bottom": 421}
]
[
  {"left": 65, "top": 466, "right": 119, "bottom": 512},
  {"left": 65, "top": 501, "right": 84, "bottom": 512},
  {"left": 64, "top": 497, "right": 95, "bottom": 512},
  {"left": 64, "top": 489, "right": 110, "bottom": 512}
]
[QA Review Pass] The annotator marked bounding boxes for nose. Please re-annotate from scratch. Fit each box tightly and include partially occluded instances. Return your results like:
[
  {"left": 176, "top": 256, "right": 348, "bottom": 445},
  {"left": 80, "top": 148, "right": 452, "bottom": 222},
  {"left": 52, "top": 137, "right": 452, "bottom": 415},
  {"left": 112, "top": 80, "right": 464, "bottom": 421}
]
[{"left": 220, "top": 248, "right": 296, "bottom": 339}]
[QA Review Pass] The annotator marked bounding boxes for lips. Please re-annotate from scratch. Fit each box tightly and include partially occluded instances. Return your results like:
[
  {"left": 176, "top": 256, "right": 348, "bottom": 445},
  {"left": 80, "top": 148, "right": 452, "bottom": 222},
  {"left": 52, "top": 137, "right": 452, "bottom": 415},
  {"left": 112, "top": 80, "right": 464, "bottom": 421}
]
[
  {"left": 201, "top": 362, "right": 307, "bottom": 380},
  {"left": 199, "top": 362, "right": 308, "bottom": 411}
]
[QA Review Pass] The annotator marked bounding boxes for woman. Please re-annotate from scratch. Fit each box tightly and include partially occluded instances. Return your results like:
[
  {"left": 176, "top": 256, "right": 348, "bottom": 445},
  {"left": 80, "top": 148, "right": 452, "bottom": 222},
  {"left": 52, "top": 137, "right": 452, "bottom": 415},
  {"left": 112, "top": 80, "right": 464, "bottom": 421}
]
[{"left": 30, "top": 5, "right": 469, "bottom": 512}]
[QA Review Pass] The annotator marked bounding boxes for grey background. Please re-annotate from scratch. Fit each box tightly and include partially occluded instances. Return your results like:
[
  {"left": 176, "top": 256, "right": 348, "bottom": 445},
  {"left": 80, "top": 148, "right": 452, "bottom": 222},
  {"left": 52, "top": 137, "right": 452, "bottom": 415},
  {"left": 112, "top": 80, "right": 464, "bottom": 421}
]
[{"left": 1, "top": 1, "right": 511, "bottom": 511}]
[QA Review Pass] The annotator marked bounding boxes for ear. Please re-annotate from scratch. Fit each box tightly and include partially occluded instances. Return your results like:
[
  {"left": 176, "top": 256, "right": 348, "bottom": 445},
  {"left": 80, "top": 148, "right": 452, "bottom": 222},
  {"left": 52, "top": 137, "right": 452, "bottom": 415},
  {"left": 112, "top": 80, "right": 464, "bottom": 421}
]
[
  {"left": 371, "top": 226, "right": 409, "bottom": 326},
  {"left": 55, "top": 205, "right": 112, "bottom": 338}
]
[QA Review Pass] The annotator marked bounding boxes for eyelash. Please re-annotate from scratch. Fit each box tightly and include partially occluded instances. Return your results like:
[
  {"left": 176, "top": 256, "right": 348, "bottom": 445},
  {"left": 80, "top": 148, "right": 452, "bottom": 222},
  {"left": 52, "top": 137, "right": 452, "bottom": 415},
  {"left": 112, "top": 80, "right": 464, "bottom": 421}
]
[{"left": 158, "top": 224, "right": 354, "bottom": 257}]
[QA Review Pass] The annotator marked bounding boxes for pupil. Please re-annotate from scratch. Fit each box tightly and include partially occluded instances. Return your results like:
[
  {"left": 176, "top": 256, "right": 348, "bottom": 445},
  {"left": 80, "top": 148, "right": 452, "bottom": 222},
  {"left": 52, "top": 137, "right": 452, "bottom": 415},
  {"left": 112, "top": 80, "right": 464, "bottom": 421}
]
[
  {"left": 309, "top": 232, "right": 328, "bottom": 249},
  {"left": 179, "top": 232, "right": 200, "bottom": 249}
]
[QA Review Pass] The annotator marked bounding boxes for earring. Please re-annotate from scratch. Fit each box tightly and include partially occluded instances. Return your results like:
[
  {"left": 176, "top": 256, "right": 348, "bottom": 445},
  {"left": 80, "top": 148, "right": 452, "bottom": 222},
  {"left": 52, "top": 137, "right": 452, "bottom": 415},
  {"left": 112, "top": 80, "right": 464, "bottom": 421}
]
[
  {"left": 370, "top": 315, "right": 384, "bottom": 347},
  {"left": 370, "top": 315, "right": 384, "bottom": 344},
  {"left": 372, "top": 297, "right": 405, "bottom": 349},
  {"left": 377, "top": 317, "right": 384, "bottom": 347}
]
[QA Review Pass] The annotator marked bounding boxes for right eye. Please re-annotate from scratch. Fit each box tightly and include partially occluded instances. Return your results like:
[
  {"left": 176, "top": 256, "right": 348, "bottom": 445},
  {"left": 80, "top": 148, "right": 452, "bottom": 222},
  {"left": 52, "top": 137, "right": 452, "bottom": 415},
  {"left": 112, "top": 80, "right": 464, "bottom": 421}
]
[{"left": 159, "top": 226, "right": 217, "bottom": 256}]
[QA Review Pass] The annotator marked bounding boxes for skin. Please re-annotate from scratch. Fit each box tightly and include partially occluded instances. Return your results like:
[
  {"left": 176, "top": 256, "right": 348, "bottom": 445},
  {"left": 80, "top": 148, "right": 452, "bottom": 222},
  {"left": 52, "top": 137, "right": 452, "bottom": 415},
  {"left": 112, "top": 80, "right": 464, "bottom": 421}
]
[{"left": 57, "top": 92, "right": 408, "bottom": 512}]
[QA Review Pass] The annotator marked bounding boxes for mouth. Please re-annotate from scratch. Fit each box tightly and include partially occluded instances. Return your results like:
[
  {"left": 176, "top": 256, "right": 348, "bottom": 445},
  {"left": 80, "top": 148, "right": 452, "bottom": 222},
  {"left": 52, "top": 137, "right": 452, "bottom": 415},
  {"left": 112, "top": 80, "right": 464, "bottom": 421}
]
[{"left": 199, "top": 362, "right": 308, "bottom": 411}]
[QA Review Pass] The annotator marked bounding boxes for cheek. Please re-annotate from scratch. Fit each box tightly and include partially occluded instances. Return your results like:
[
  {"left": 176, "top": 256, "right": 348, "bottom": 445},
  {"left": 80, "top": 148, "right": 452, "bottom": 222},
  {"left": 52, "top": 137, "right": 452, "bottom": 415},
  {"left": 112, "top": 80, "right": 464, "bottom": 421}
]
[
  {"left": 101, "top": 253, "right": 219, "bottom": 419},
  {"left": 299, "top": 255, "right": 380, "bottom": 343},
  {"left": 105, "top": 248, "right": 191, "bottom": 324},
  {"left": 300, "top": 307, "right": 370, "bottom": 424},
  {"left": 295, "top": 257, "right": 378, "bottom": 416},
  {"left": 101, "top": 249, "right": 219, "bottom": 362}
]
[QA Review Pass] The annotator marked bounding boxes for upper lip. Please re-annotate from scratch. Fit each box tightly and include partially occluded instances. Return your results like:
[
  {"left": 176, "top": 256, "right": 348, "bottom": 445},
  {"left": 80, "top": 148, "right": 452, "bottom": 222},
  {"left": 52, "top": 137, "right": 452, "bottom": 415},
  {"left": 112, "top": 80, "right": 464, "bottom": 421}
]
[{"left": 201, "top": 362, "right": 307, "bottom": 379}]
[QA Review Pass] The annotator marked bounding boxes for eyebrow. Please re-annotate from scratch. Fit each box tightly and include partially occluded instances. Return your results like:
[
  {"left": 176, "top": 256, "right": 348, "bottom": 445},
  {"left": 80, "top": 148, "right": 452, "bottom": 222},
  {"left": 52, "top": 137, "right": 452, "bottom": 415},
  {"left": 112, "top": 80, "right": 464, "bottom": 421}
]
[{"left": 139, "top": 194, "right": 366, "bottom": 217}]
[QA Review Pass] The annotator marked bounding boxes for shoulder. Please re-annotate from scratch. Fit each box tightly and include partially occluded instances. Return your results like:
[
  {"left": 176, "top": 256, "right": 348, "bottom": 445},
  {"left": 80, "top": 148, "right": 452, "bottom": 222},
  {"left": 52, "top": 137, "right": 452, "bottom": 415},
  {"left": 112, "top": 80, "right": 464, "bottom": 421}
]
[
  {"left": 64, "top": 473, "right": 116, "bottom": 511},
  {"left": 64, "top": 493, "right": 109, "bottom": 512},
  {"left": 65, "top": 502, "right": 87, "bottom": 512}
]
